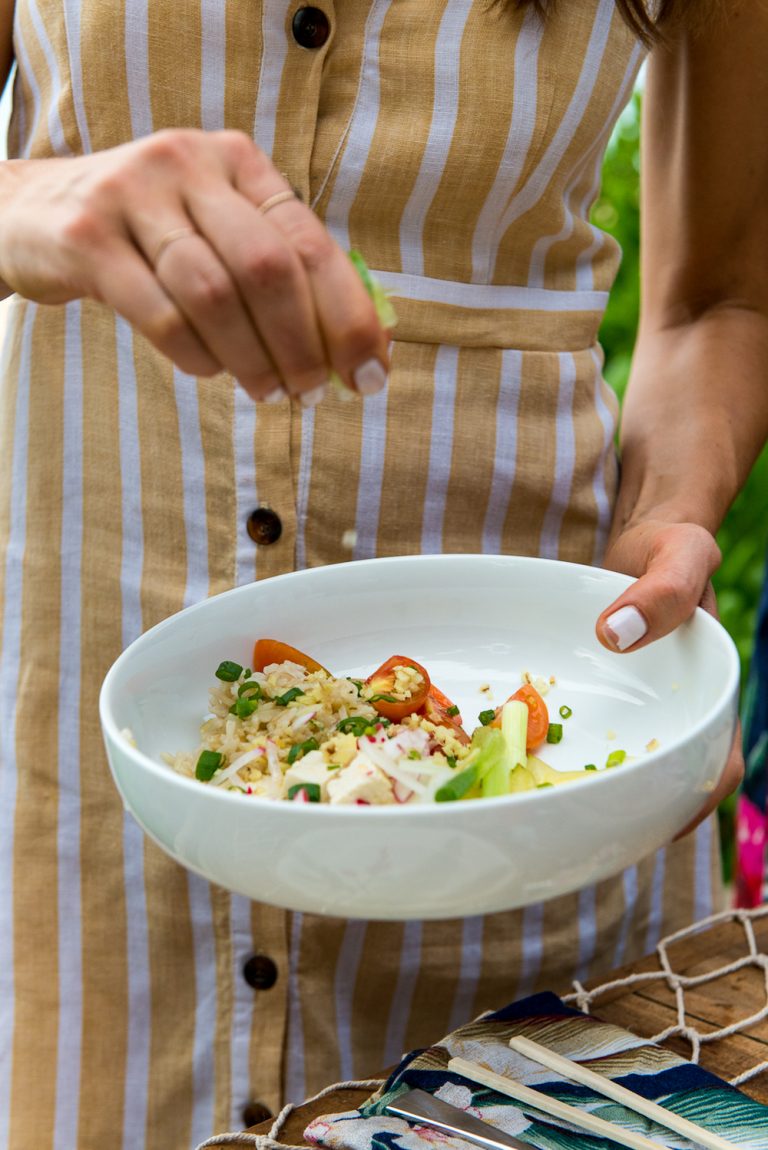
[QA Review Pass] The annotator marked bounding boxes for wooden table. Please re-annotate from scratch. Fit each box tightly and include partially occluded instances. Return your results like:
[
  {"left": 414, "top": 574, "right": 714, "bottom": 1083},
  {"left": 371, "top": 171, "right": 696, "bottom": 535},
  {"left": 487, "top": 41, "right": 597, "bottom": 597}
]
[{"left": 232, "top": 910, "right": 768, "bottom": 1147}]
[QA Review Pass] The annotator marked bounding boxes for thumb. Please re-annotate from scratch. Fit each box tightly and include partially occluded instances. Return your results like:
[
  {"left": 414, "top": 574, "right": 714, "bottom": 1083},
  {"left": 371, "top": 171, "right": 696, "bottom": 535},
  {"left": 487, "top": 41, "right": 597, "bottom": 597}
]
[{"left": 597, "top": 523, "right": 721, "bottom": 652}]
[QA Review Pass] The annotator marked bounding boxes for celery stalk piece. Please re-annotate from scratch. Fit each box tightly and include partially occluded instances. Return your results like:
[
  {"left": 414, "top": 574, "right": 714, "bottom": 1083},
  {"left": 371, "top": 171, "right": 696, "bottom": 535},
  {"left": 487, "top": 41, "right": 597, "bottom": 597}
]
[
  {"left": 436, "top": 728, "right": 506, "bottom": 802},
  {"left": 501, "top": 699, "right": 528, "bottom": 769},
  {"left": 481, "top": 700, "right": 527, "bottom": 797},
  {"left": 329, "top": 252, "right": 398, "bottom": 398}
]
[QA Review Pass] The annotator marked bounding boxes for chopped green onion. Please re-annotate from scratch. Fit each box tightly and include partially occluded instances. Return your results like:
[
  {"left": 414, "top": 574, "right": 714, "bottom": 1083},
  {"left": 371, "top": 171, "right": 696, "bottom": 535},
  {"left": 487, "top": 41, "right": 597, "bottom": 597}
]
[
  {"left": 287, "top": 737, "right": 320, "bottom": 765},
  {"left": 287, "top": 782, "right": 321, "bottom": 802},
  {"left": 436, "top": 764, "right": 479, "bottom": 802},
  {"left": 606, "top": 749, "right": 626, "bottom": 768},
  {"left": 196, "top": 749, "right": 224, "bottom": 781},
  {"left": 559, "top": 705, "right": 573, "bottom": 719},
  {"left": 349, "top": 679, "right": 364, "bottom": 696},
  {"left": 273, "top": 687, "right": 305, "bottom": 707},
  {"left": 536, "top": 782, "right": 553, "bottom": 789},
  {"left": 446, "top": 754, "right": 458, "bottom": 769},
  {"left": 327, "top": 763, "right": 341, "bottom": 771},
  {"left": 546, "top": 723, "right": 563, "bottom": 744},
  {"left": 215, "top": 660, "right": 243, "bottom": 682},
  {"left": 238, "top": 680, "right": 262, "bottom": 700},
  {"left": 336, "top": 716, "right": 375, "bottom": 736},
  {"left": 230, "top": 696, "right": 259, "bottom": 719},
  {"left": 584, "top": 763, "right": 597, "bottom": 771},
  {"left": 349, "top": 250, "right": 398, "bottom": 329},
  {"left": 243, "top": 668, "right": 252, "bottom": 679},
  {"left": 407, "top": 749, "right": 422, "bottom": 760},
  {"left": 478, "top": 709, "right": 496, "bottom": 726},
  {"left": 446, "top": 704, "right": 460, "bottom": 717},
  {"left": 368, "top": 692, "right": 399, "bottom": 704}
]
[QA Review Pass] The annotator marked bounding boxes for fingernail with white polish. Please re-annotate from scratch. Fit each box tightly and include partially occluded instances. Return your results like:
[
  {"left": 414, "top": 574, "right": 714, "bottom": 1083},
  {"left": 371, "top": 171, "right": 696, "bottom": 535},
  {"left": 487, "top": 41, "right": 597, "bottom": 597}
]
[
  {"left": 605, "top": 605, "right": 648, "bottom": 652},
  {"left": 354, "top": 358, "right": 387, "bottom": 396},
  {"left": 262, "top": 386, "right": 286, "bottom": 404},
  {"left": 300, "top": 383, "right": 328, "bottom": 408}
]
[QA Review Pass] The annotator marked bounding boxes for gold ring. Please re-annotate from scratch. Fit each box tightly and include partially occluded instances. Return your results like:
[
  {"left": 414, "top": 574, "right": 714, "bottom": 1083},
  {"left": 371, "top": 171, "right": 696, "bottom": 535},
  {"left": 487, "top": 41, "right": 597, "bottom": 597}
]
[
  {"left": 153, "top": 226, "right": 198, "bottom": 265},
  {"left": 257, "top": 190, "right": 297, "bottom": 216}
]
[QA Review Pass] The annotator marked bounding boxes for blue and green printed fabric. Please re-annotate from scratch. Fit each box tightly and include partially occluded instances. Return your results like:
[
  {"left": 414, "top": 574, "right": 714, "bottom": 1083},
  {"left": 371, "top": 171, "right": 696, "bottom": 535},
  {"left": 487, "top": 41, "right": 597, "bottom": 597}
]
[{"left": 304, "top": 993, "right": 768, "bottom": 1150}]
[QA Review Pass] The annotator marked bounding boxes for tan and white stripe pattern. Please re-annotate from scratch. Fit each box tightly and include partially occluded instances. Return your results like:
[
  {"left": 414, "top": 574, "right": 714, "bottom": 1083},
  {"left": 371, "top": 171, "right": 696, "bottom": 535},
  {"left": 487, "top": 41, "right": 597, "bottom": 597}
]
[{"left": 0, "top": 2, "right": 722, "bottom": 1147}]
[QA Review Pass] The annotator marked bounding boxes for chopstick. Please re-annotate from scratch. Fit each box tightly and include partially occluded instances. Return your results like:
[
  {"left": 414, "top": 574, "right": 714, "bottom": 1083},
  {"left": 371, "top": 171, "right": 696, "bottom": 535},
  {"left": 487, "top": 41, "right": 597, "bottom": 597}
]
[
  {"left": 448, "top": 1057, "right": 665, "bottom": 1150},
  {"left": 507, "top": 1035, "right": 740, "bottom": 1150}
]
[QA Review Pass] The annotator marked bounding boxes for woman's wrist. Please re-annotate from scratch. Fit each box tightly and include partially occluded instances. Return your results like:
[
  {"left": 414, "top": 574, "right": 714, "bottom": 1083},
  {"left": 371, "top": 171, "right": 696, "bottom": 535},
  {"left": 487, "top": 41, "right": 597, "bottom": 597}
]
[{"left": 614, "top": 311, "right": 768, "bottom": 540}]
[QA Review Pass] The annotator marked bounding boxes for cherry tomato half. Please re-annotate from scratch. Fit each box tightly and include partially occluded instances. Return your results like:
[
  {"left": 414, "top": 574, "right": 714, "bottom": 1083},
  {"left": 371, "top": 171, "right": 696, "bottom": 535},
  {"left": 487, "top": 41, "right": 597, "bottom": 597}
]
[
  {"left": 491, "top": 684, "right": 549, "bottom": 751},
  {"left": 252, "top": 639, "right": 328, "bottom": 674},
  {"left": 364, "top": 655, "right": 431, "bottom": 721},
  {"left": 421, "top": 683, "right": 471, "bottom": 745}
]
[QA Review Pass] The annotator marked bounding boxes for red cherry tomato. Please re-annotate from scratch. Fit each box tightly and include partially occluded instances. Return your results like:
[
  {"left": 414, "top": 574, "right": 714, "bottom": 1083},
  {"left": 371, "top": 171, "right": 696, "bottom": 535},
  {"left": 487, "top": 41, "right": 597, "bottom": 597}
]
[
  {"left": 364, "top": 655, "right": 431, "bottom": 721},
  {"left": 252, "top": 639, "right": 327, "bottom": 674},
  {"left": 420, "top": 684, "right": 471, "bottom": 745},
  {"left": 491, "top": 684, "right": 549, "bottom": 750}
]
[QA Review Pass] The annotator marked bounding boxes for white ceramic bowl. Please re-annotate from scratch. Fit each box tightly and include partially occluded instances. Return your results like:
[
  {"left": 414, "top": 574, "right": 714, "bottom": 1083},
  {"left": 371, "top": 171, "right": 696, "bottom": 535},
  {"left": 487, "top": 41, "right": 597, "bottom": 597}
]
[{"left": 100, "top": 555, "right": 739, "bottom": 920}]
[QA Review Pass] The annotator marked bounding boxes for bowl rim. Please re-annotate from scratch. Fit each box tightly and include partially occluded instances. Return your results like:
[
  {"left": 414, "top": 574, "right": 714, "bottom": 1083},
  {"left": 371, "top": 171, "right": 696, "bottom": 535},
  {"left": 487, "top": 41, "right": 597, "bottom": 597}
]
[{"left": 99, "top": 553, "right": 741, "bottom": 817}]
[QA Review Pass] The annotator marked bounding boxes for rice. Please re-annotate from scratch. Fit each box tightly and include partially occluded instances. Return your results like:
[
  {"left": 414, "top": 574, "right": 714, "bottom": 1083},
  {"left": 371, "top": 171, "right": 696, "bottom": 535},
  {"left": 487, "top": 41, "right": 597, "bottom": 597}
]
[{"left": 164, "top": 659, "right": 470, "bottom": 804}]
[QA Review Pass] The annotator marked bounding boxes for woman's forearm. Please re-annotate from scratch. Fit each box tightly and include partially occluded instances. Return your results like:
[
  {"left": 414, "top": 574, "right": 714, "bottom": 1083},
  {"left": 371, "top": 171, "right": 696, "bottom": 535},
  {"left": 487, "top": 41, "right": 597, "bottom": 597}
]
[{"left": 613, "top": 305, "right": 768, "bottom": 541}]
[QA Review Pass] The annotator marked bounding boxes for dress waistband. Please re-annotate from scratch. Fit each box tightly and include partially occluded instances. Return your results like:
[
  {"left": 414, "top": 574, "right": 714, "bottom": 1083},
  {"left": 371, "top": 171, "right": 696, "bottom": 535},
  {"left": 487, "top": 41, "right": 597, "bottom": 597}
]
[{"left": 374, "top": 270, "right": 607, "bottom": 351}]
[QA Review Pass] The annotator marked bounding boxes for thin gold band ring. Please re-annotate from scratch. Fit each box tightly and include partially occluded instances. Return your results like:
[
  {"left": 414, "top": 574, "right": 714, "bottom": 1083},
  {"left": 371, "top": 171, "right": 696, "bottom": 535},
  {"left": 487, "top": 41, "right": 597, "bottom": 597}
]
[
  {"left": 257, "top": 189, "right": 297, "bottom": 215},
  {"left": 152, "top": 226, "right": 198, "bottom": 266}
]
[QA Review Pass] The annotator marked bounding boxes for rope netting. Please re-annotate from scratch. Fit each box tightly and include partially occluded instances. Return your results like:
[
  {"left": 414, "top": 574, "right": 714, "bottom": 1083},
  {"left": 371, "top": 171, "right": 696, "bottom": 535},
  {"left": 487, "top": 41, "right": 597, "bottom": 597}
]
[{"left": 563, "top": 904, "right": 768, "bottom": 1087}]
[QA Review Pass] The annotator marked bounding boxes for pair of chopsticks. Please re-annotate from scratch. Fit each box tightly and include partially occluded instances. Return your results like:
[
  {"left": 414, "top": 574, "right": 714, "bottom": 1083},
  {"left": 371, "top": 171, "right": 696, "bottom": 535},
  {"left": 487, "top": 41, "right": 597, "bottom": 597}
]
[{"left": 448, "top": 1033, "right": 739, "bottom": 1150}]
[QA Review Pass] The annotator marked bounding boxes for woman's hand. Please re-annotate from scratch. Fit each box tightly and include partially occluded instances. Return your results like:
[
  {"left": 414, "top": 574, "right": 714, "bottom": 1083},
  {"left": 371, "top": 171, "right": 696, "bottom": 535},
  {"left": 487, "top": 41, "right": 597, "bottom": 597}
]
[
  {"left": 0, "top": 130, "right": 389, "bottom": 404},
  {"left": 596, "top": 517, "right": 744, "bottom": 832}
]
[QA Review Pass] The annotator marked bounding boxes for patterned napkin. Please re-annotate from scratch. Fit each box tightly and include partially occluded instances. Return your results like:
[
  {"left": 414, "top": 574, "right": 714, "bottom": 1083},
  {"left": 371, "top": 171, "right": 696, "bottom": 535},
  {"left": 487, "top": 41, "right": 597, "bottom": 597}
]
[{"left": 304, "top": 992, "right": 768, "bottom": 1150}]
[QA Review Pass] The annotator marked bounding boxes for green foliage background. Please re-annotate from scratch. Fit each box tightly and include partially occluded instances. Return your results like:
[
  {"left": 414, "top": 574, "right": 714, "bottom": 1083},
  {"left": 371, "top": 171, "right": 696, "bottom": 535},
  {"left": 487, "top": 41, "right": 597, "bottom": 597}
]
[{"left": 595, "top": 91, "right": 768, "bottom": 875}]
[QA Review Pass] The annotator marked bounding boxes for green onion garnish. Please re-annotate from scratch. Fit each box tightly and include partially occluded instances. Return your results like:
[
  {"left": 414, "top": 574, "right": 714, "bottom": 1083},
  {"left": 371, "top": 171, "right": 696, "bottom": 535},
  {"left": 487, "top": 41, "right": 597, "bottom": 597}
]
[
  {"left": 368, "top": 692, "right": 399, "bottom": 704},
  {"left": 435, "top": 764, "right": 479, "bottom": 802},
  {"left": 215, "top": 660, "right": 243, "bottom": 682},
  {"left": 559, "top": 705, "right": 572, "bottom": 719},
  {"left": 446, "top": 754, "right": 458, "bottom": 769},
  {"left": 336, "top": 716, "right": 375, "bottom": 736},
  {"left": 350, "top": 679, "right": 364, "bottom": 696},
  {"left": 327, "top": 763, "right": 341, "bottom": 771},
  {"left": 238, "top": 681, "right": 262, "bottom": 700},
  {"left": 287, "top": 737, "right": 320, "bottom": 765},
  {"left": 196, "top": 749, "right": 224, "bottom": 780},
  {"left": 546, "top": 723, "right": 563, "bottom": 744},
  {"left": 273, "top": 687, "right": 305, "bottom": 707},
  {"left": 230, "top": 696, "right": 259, "bottom": 719},
  {"left": 537, "top": 782, "right": 553, "bottom": 789},
  {"left": 407, "top": 749, "right": 421, "bottom": 760},
  {"left": 584, "top": 763, "right": 597, "bottom": 771},
  {"left": 287, "top": 782, "right": 321, "bottom": 802},
  {"left": 478, "top": 709, "right": 496, "bottom": 726},
  {"left": 446, "top": 705, "right": 460, "bottom": 717},
  {"left": 606, "top": 749, "right": 626, "bottom": 768},
  {"left": 243, "top": 668, "right": 252, "bottom": 679}
]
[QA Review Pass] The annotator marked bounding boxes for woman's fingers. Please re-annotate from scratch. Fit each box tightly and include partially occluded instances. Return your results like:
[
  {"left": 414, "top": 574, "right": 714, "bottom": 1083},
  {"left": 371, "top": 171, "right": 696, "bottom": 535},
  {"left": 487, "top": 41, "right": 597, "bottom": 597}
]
[
  {"left": 184, "top": 186, "right": 331, "bottom": 403},
  {"left": 674, "top": 723, "right": 745, "bottom": 838},
  {"left": 90, "top": 237, "right": 221, "bottom": 377},
  {"left": 0, "top": 129, "right": 390, "bottom": 398},
  {"left": 596, "top": 521, "right": 721, "bottom": 652},
  {"left": 231, "top": 151, "right": 389, "bottom": 395},
  {"left": 597, "top": 519, "right": 743, "bottom": 831}
]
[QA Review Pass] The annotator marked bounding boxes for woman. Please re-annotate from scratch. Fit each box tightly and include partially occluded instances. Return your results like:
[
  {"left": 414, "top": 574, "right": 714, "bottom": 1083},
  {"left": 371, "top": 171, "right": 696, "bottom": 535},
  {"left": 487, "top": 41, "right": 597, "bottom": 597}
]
[{"left": 0, "top": 1, "right": 765, "bottom": 1147}]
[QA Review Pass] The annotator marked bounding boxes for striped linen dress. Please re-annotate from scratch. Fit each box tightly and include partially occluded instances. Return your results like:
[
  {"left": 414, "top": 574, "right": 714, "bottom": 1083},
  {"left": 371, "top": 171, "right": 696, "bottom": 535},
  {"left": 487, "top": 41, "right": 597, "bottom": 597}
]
[{"left": 0, "top": 1, "right": 723, "bottom": 1147}]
